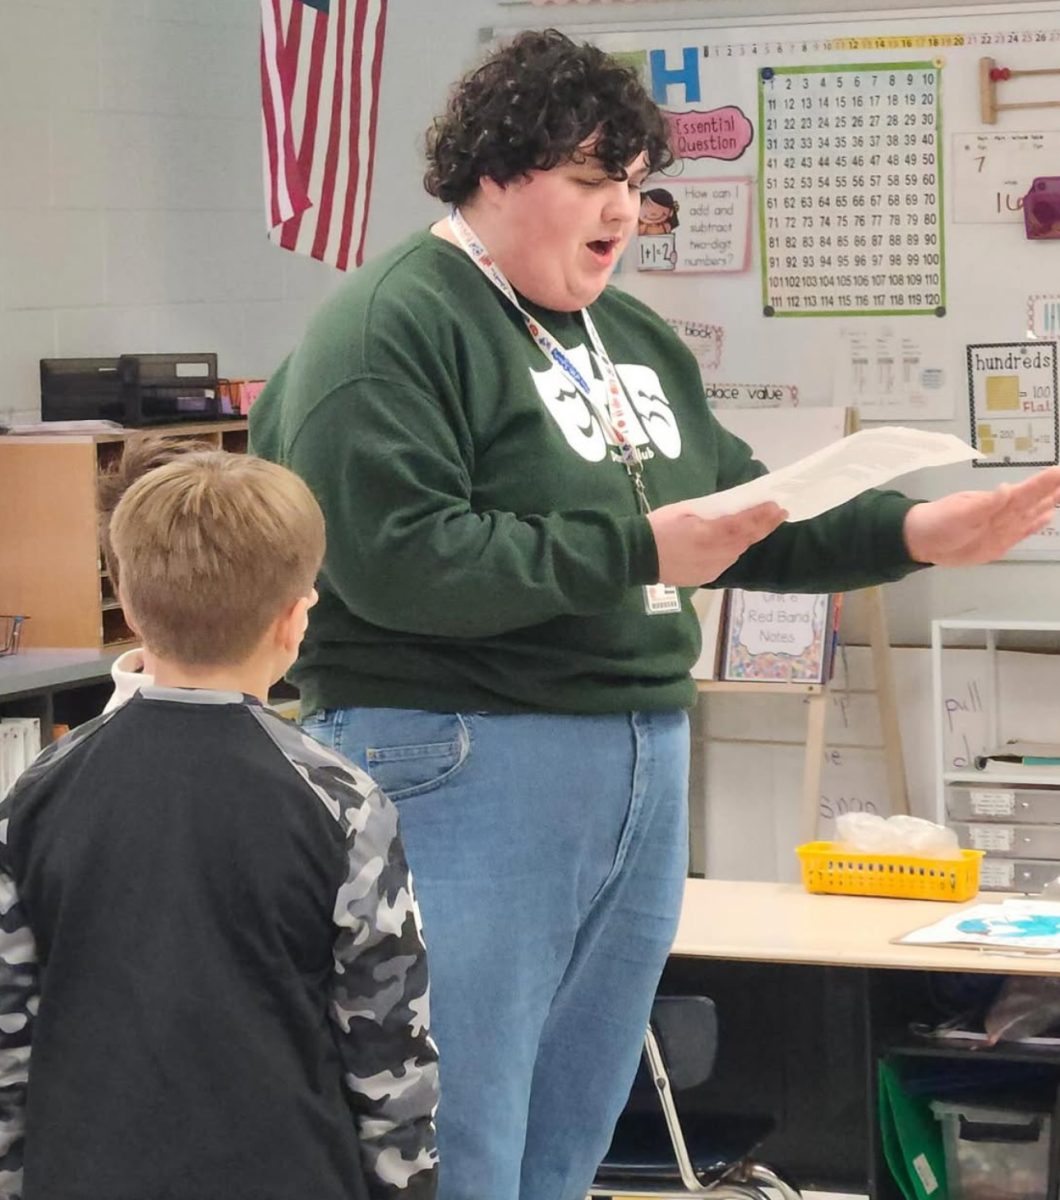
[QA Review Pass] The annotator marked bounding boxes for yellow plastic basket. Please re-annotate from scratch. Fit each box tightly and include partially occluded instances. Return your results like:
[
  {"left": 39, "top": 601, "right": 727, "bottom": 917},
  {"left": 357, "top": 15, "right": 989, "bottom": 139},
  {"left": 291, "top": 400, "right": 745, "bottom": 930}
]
[{"left": 796, "top": 841, "right": 983, "bottom": 902}]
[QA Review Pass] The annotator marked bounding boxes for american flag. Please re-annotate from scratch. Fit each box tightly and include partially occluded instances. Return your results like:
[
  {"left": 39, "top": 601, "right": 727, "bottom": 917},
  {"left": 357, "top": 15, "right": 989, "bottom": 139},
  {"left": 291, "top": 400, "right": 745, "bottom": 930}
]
[{"left": 260, "top": 0, "right": 388, "bottom": 271}]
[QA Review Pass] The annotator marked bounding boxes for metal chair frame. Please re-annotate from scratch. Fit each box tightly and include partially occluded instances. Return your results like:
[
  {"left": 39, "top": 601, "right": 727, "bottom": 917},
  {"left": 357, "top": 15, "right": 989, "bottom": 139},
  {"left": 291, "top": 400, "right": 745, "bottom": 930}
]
[{"left": 587, "top": 1023, "right": 803, "bottom": 1200}]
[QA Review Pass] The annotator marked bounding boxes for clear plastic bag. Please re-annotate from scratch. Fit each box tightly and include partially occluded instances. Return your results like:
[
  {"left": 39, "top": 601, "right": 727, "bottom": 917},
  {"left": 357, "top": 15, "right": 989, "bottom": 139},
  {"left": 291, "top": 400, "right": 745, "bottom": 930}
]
[
  {"left": 836, "top": 812, "right": 962, "bottom": 858},
  {"left": 836, "top": 812, "right": 903, "bottom": 853},
  {"left": 984, "top": 975, "right": 1060, "bottom": 1045}
]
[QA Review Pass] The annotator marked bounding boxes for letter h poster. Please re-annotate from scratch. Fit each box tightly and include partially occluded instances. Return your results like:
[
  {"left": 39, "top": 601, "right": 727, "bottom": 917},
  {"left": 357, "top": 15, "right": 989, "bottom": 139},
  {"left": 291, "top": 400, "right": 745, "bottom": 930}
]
[{"left": 721, "top": 590, "right": 833, "bottom": 683}]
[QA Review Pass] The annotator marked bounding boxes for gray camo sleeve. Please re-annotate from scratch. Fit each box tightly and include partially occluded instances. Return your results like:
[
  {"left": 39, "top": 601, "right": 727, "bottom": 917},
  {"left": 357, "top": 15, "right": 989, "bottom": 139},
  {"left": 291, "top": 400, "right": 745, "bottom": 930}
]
[
  {"left": 0, "top": 717, "right": 114, "bottom": 1200},
  {"left": 251, "top": 712, "right": 439, "bottom": 1199},
  {"left": 0, "top": 861, "right": 37, "bottom": 1200},
  {"left": 326, "top": 768, "right": 439, "bottom": 1199}
]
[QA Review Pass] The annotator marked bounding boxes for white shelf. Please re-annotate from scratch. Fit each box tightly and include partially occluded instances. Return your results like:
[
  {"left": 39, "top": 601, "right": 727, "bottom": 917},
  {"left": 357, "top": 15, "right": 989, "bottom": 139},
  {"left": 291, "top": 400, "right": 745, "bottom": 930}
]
[
  {"left": 933, "top": 615, "right": 1060, "bottom": 838},
  {"left": 938, "top": 619, "right": 1060, "bottom": 633},
  {"left": 935, "top": 606, "right": 1060, "bottom": 634},
  {"left": 945, "top": 771, "right": 1060, "bottom": 788}
]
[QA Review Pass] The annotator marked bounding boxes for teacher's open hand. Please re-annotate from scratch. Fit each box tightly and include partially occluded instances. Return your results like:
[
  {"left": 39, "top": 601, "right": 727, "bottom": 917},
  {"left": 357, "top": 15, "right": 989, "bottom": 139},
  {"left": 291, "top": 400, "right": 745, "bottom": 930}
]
[{"left": 903, "top": 465, "right": 1060, "bottom": 566}]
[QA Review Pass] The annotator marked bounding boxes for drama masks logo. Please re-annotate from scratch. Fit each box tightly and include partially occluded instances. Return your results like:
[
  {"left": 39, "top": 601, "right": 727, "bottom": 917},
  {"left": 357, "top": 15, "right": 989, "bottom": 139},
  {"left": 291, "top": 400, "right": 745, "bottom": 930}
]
[{"left": 528, "top": 344, "right": 682, "bottom": 462}]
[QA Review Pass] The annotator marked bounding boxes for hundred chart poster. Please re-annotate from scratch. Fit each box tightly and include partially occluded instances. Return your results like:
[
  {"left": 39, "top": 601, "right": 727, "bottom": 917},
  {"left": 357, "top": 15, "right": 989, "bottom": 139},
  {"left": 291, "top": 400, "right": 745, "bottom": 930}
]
[{"left": 760, "top": 62, "right": 945, "bottom": 317}]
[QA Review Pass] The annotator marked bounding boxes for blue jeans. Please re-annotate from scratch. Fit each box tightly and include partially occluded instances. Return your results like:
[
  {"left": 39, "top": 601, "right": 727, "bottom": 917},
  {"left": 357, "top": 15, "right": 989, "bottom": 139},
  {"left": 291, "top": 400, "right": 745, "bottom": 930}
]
[{"left": 302, "top": 707, "right": 689, "bottom": 1200}]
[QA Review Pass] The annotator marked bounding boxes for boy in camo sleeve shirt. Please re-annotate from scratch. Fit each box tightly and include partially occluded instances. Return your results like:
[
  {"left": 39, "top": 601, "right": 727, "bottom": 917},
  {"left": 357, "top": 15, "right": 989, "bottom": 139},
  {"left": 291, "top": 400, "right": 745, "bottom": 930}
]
[{"left": 0, "top": 453, "right": 437, "bottom": 1200}]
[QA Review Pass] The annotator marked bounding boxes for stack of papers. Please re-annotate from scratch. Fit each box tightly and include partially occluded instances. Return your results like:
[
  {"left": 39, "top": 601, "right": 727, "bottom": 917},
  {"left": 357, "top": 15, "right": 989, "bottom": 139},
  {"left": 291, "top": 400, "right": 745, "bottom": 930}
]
[
  {"left": 898, "top": 900, "right": 1060, "bottom": 953},
  {"left": 689, "top": 426, "right": 979, "bottom": 523},
  {"left": 976, "top": 741, "right": 1060, "bottom": 773}
]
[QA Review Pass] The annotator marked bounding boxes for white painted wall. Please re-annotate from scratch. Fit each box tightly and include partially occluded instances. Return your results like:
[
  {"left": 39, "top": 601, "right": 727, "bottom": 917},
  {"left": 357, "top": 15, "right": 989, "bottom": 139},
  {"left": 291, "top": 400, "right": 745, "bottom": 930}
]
[
  {"left": 0, "top": 0, "right": 343, "bottom": 425},
  {"left": 1, "top": 0, "right": 1056, "bottom": 643}
]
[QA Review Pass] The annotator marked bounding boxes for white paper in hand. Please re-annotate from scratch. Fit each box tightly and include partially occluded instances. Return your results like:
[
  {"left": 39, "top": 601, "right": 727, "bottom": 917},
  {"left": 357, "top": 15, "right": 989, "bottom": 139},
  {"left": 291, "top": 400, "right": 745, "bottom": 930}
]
[{"left": 689, "top": 426, "right": 981, "bottom": 523}]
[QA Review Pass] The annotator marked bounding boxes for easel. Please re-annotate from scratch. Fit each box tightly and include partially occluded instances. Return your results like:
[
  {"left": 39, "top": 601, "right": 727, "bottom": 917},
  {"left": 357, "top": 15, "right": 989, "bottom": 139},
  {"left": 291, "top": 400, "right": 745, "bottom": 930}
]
[
  {"left": 695, "top": 588, "right": 909, "bottom": 850},
  {"left": 690, "top": 408, "right": 910, "bottom": 864},
  {"left": 980, "top": 56, "right": 1060, "bottom": 123}
]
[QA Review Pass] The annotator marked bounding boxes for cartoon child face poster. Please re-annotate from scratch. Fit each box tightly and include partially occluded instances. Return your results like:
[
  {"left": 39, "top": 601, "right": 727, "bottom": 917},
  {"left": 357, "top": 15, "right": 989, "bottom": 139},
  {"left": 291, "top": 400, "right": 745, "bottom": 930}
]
[
  {"left": 636, "top": 179, "right": 752, "bottom": 275},
  {"left": 638, "top": 188, "right": 680, "bottom": 236}
]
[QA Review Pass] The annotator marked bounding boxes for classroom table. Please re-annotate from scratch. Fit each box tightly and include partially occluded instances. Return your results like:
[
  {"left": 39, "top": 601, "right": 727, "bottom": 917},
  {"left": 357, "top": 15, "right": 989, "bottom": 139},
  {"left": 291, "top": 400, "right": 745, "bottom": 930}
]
[
  {"left": 661, "top": 880, "right": 1060, "bottom": 1199},
  {"left": 0, "top": 648, "right": 122, "bottom": 741},
  {"left": 672, "top": 879, "right": 1060, "bottom": 974}
]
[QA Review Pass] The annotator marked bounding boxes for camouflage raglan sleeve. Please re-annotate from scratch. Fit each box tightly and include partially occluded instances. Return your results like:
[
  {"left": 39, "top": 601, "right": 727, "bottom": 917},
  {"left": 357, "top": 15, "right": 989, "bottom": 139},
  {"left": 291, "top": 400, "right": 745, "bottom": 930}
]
[
  {"left": 322, "top": 763, "right": 439, "bottom": 1199},
  {"left": 252, "top": 712, "right": 439, "bottom": 1199},
  {"left": 0, "top": 808, "right": 39, "bottom": 1200}
]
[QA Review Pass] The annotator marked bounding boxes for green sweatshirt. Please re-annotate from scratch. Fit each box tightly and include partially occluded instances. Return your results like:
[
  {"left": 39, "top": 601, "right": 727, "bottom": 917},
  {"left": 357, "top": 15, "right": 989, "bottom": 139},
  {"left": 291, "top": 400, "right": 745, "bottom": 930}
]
[{"left": 251, "top": 229, "right": 922, "bottom": 716}]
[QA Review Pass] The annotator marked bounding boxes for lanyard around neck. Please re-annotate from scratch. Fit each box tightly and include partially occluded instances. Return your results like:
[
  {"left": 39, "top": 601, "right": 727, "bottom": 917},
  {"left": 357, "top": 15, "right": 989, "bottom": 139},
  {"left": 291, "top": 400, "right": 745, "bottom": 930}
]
[{"left": 447, "top": 207, "right": 651, "bottom": 515}]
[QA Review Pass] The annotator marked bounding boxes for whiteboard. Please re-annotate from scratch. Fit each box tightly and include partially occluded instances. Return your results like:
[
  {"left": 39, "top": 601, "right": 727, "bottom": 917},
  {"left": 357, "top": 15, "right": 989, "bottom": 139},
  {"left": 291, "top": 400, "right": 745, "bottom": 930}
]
[
  {"left": 553, "top": 4, "right": 1060, "bottom": 557},
  {"left": 715, "top": 405, "right": 848, "bottom": 470},
  {"left": 698, "top": 642, "right": 1060, "bottom": 883}
]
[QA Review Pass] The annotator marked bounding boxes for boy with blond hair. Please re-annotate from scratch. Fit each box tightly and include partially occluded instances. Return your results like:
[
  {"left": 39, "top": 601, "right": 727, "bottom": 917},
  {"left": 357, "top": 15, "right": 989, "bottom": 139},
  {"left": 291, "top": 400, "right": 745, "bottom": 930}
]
[{"left": 0, "top": 453, "right": 438, "bottom": 1200}]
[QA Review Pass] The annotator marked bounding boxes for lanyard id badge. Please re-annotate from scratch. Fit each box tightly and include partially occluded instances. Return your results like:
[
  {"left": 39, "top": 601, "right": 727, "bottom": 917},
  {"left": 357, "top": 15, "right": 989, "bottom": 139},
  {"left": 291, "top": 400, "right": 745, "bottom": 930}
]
[
  {"left": 643, "top": 582, "right": 682, "bottom": 615},
  {"left": 447, "top": 208, "right": 681, "bottom": 617}
]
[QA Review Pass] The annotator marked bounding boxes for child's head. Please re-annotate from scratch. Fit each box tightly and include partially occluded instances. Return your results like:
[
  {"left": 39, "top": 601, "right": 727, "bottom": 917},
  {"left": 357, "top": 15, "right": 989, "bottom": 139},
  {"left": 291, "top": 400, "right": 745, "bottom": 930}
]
[
  {"left": 108, "top": 452, "right": 325, "bottom": 682},
  {"left": 98, "top": 434, "right": 215, "bottom": 589}
]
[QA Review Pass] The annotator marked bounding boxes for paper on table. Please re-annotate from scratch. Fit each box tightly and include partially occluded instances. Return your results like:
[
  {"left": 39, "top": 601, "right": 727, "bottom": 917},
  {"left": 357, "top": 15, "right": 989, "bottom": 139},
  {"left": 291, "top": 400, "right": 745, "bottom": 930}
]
[
  {"left": 690, "top": 426, "right": 980, "bottom": 523},
  {"left": 897, "top": 899, "right": 1060, "bottom": 954}
]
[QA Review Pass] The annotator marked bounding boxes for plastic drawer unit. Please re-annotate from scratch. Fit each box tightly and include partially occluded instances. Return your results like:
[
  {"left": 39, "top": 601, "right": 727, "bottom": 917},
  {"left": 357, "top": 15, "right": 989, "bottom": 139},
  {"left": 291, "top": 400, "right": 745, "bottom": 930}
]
[
  {"left": 953, "top": 821, "right": 1060, "bottom": 860},
  {"left": 930, "top": 1098, "right": 1051, "bottom": 1200},
  {"left": 978, "top": 857, "right": 1060, "bottom": 893},
  {"left": 948, "top": 784, "right": 1060, "bottom": 824}
]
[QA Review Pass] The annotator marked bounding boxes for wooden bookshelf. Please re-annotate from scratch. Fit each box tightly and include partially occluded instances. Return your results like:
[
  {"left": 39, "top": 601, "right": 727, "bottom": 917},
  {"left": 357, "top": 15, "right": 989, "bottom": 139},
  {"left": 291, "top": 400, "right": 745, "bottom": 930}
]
[{"left": 0, "top": 421, "right": 248, "bottom": 651}]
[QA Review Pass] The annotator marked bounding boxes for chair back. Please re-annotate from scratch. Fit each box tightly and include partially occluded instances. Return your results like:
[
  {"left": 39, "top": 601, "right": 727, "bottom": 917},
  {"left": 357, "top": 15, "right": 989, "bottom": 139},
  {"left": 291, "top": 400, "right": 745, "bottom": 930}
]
[{"left": 651, "top": 995, "right": 718, "bottom": 1092}]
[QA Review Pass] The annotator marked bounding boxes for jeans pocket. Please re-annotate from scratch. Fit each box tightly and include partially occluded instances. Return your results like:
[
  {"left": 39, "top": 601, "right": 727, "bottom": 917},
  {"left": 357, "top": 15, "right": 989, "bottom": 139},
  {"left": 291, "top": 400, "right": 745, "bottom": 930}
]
[
  {"left": 364, "top": 713, "right": 471, "bottom": 800},
  {"left": 300, "top": 710, "right": 339, "bottom": 751}
]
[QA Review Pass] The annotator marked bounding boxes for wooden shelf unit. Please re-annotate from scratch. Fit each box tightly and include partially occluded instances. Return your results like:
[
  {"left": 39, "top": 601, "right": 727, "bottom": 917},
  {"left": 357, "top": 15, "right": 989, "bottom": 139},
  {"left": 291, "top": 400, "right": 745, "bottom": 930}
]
[{"left": 0, "top": 421, "right": 248, "bottom": 651}]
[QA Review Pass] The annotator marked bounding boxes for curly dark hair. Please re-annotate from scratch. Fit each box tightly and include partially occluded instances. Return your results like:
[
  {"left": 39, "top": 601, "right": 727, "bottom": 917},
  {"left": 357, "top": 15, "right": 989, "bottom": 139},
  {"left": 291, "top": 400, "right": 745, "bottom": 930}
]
[{"left": 424, "top": 29, "right": 673, "bottom": 204}]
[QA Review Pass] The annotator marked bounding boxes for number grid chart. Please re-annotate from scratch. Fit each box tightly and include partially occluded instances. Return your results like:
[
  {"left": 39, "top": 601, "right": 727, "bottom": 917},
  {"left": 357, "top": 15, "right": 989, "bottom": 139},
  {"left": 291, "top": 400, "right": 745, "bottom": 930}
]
[{"left": 759, "top": 63, "right": 946, "bottom": 318}]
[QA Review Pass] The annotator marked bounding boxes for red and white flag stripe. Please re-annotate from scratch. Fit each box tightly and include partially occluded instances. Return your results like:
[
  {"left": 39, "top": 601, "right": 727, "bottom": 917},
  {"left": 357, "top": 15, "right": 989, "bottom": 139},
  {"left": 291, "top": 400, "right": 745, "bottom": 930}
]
[{"left": 260, "top": 0, "right": 388, "bottom": 272}]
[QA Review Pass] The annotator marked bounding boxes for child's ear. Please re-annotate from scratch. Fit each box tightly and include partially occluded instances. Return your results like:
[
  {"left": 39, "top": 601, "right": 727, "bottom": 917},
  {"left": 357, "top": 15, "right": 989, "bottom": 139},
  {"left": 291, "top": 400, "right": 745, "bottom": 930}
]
[{"left": 276, "top": 590, "right": 317, "bottom": 657}]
